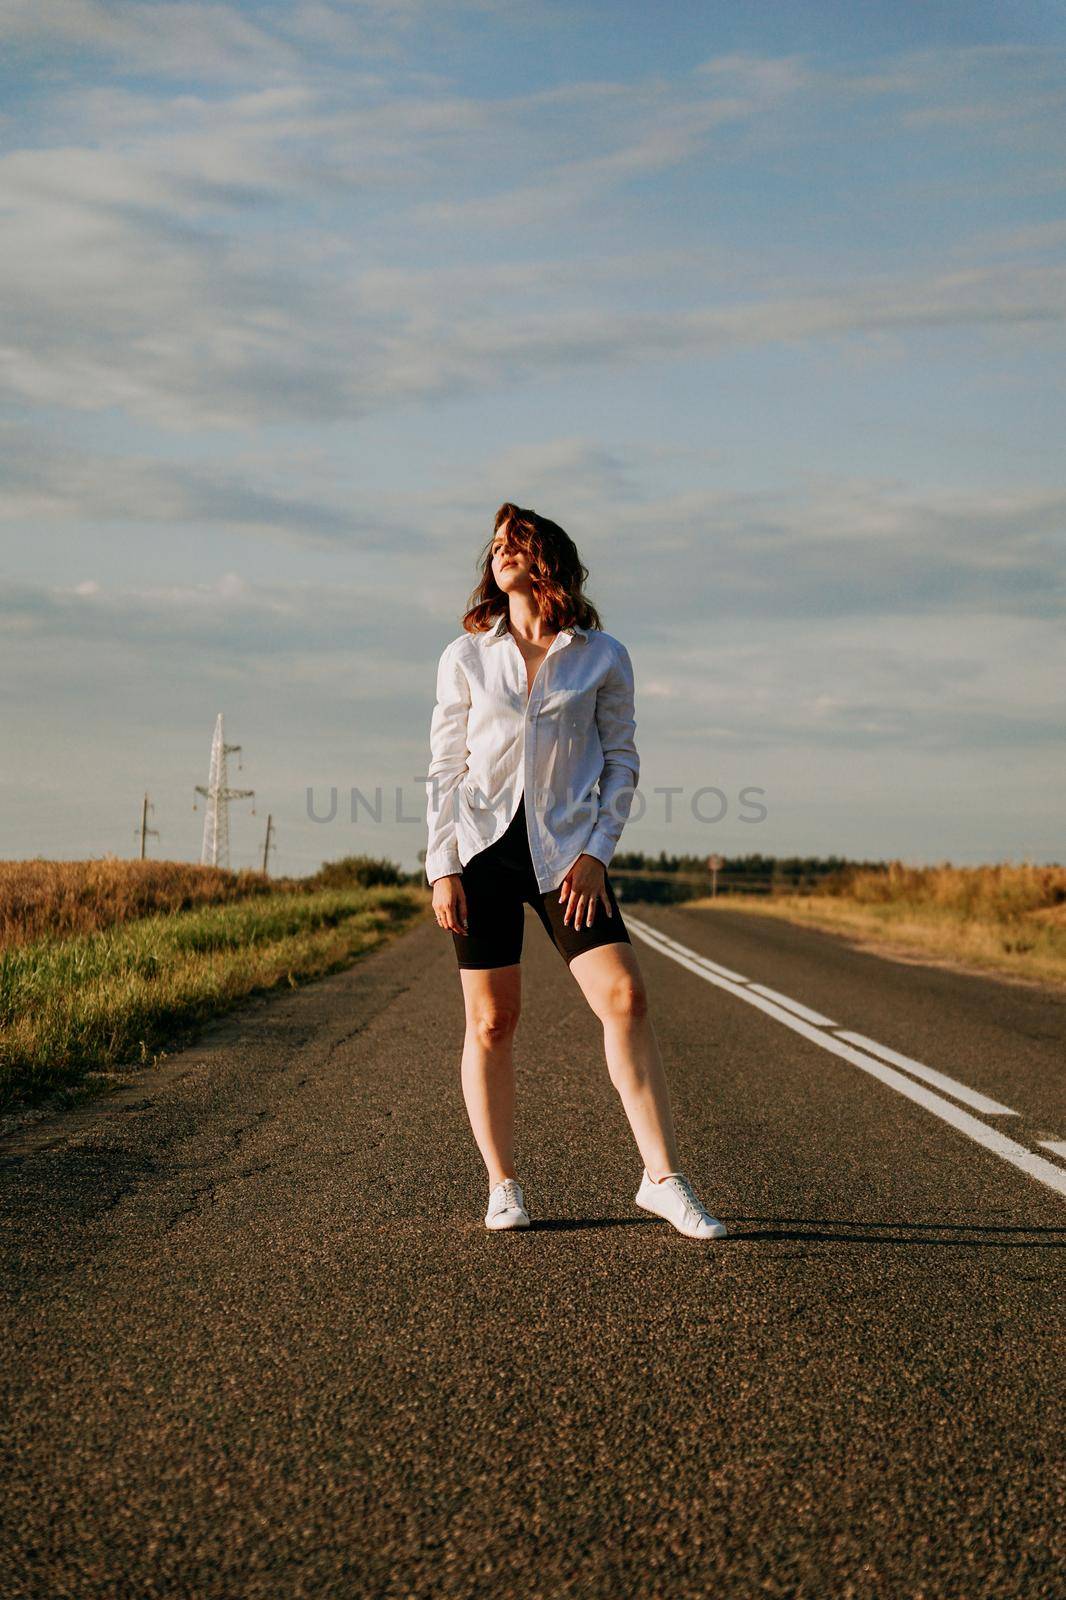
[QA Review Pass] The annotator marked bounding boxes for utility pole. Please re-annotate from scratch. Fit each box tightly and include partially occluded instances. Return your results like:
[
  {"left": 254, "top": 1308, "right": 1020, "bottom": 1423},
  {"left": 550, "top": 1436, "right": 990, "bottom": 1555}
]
[
  {"left": 193, "top": 712, "right": 255, "bottom": 869},
  {"left": 261, "top": 813, "right": 275, "bottom": 875},
  {"left": 135, "top": 792, "right": 160, "bottom": 859}
]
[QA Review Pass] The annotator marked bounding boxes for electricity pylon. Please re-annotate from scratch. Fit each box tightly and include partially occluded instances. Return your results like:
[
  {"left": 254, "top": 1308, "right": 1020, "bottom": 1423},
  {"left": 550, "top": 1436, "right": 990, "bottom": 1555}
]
[{"left": 194, "top": 712, "right": 255, "bottom": 869}]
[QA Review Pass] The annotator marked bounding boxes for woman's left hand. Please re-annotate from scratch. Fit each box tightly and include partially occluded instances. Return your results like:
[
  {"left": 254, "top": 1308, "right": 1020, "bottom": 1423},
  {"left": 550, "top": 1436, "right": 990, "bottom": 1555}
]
[{"left": 557, "top": 853, "right": 613, "bottom": 928}]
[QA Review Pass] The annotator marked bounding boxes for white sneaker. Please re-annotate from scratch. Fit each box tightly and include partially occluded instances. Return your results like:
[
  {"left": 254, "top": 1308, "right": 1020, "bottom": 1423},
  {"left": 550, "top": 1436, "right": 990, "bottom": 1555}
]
[
  {"left": 484, "top": 1177, "right": 530, "bottom": 1231},
  {"left": 635, "top": 1168, "right": 727, "bottom": 1239}
]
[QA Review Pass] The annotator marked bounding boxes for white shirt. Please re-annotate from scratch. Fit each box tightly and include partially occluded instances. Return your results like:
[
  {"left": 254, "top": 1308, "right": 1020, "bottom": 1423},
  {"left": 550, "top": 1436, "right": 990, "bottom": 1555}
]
[{"left": 424, "top": 611, "right": 640, "bottom": 892}]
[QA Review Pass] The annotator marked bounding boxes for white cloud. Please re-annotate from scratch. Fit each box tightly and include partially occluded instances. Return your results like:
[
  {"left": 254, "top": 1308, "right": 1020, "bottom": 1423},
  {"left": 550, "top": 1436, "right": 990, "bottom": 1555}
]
[
  {"left": 0, "top": 0, "right": 525, "bottom": 78},
  {"left": 0, "top": 424, "right": 410, "bottom": 548},
  {"left": 0, "top": 40, "right": 1062, "bottom": 429},
  {"left": 1, "top": 179, "right": 1062, "bottom": 429}
]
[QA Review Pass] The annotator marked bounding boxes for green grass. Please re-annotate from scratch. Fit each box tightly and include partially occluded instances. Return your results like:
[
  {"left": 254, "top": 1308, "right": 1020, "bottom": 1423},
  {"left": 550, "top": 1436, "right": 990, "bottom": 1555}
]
[{"left": 0, "top": 884, "right": 427, "bottom": 1110}]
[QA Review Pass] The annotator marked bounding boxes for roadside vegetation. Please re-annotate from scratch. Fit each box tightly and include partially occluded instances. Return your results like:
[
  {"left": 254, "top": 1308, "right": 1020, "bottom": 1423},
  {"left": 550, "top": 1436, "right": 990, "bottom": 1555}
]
[
  {"left": 0, "top": 855, "right": 429, "bottom": 1110},
  {"left": 684, "top": 861, "right": 1066, "bottom": 991}
]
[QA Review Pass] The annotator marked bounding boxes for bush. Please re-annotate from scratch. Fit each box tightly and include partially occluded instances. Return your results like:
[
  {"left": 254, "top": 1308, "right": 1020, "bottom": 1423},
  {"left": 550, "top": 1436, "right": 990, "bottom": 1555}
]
[{"left": 305, "top": 855, "right": 409, "bottom": 890}]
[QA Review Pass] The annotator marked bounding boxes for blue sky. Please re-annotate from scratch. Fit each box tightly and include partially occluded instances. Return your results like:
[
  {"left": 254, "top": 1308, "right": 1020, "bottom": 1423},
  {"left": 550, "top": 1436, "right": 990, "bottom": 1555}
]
[{"left": 1, "top": 1, "right": 1064, "bottom": 873}]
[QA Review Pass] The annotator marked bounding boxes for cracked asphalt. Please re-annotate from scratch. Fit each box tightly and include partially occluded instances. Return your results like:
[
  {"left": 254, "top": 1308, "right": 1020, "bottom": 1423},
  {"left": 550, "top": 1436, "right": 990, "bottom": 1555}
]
[{"left": 1, "top": 902, "right": 1064, "bottom": 1599}]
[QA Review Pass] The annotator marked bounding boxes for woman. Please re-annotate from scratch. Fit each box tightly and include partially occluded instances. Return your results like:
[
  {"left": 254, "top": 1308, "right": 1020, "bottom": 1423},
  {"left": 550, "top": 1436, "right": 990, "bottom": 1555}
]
[{"left": 425, "top": 502, "right": 726, "bottom": 1241}]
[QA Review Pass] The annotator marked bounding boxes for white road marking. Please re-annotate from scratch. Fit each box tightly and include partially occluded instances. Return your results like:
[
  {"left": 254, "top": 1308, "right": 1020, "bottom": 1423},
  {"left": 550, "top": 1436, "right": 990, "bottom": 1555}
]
[
  {"left": 1037, "top": 1140, "right": 1066, "bottom": 1162},
  {"left": 622, "top": 922, "right": 750, "bottom": 984},
  {"left": 747, "top": 983, "right": 838, "bottom": 1027},
  {"left": 832, "top": 1031, "right": 1017, "bottom": 1117},
  {"left": 625, "top": 913, "right": 1066, "bottom": 1203}
]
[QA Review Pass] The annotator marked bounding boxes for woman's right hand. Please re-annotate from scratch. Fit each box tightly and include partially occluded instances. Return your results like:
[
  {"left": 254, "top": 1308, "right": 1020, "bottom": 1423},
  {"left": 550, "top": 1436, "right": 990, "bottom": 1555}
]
[{"left": 432, "top": 873, "right": 468, "bottom": 935}]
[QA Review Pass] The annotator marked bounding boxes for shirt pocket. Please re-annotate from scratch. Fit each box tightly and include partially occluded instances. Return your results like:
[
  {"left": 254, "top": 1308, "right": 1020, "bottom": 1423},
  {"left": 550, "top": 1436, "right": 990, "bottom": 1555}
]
[
  {"left": 540, "top": 680, "right": 596, "bottom": 730},
  {"left": 540, "top": 683, "right": 598, "bottom": 779}
]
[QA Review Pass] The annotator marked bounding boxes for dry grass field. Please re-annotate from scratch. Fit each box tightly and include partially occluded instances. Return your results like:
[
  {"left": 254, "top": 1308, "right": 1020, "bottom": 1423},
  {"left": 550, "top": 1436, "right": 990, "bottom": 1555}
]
[
  {"left": 689, "top": 861, "right": 1066, "bottom": 991},
  {"left": 0, "top": 857, "right": 277, "bottom": 948}
]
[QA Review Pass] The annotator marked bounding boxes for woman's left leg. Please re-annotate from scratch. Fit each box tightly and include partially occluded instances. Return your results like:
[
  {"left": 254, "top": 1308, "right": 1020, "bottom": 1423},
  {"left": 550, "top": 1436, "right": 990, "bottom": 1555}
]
[{"left": 567, "top": 941, "right": 680, "bottom": 1180}]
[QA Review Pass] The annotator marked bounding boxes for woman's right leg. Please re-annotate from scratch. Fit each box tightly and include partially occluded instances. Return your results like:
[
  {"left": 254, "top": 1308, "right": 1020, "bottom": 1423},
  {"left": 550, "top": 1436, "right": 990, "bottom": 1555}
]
[{"left": 458, "top": 963, "right": 522, "bottom": 1186}]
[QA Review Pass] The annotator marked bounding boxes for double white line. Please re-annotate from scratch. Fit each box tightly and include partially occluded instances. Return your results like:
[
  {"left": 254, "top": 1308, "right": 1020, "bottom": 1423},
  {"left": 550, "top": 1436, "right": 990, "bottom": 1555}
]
[{"left": 626, "top": 913, "right": 1066, "bottom": 1203}]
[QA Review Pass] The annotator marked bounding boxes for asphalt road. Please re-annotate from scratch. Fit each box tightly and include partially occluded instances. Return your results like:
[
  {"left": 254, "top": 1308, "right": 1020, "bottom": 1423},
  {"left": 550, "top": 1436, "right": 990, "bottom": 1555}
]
[{"left": 2, "top": 902, "right": 1063, "bottom": 1599}]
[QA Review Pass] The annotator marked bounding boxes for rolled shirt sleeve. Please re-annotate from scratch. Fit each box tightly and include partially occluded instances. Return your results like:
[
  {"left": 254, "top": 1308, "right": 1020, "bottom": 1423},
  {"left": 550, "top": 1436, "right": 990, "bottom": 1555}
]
[
  {"left": 425, "top": 640, "right": 471, "bottom": 885},
  {"left": 582, "top": 639, "right": 639, "bottom": 869}
]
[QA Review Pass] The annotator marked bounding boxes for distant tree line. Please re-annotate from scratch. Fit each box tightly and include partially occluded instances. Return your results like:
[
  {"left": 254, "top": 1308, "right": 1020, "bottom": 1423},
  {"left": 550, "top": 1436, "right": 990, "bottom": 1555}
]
[{"left": 606, "top": 850, "right": 891, "bottom": 906}]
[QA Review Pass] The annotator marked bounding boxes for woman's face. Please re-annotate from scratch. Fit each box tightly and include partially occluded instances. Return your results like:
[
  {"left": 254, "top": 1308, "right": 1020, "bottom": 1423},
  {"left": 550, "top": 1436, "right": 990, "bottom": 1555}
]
[{"left": 490, "top": 522, "right": 532, "bottom": 592}]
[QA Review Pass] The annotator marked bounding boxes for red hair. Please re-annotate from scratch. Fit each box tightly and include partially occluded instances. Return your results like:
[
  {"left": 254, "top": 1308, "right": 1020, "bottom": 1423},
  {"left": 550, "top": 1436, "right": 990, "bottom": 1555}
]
[{"left": 461, "top": 502, "right": 603, "bottom": 635}]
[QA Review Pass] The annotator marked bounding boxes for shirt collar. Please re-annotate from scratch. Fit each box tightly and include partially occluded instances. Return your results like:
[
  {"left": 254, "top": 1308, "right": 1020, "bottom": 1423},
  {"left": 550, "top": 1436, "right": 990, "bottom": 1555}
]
[{"left": 484, "top": 613, "right": 589, "bottom": 645}]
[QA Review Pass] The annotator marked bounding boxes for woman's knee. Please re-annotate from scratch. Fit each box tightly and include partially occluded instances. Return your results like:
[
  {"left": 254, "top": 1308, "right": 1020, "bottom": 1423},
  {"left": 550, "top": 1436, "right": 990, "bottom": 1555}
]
[
  {"left": 468, "top": 1003, "right": 521, "bottom": 1048},
  {"left": 600, "top": 972, "right": 648, "bottom": 1022}
]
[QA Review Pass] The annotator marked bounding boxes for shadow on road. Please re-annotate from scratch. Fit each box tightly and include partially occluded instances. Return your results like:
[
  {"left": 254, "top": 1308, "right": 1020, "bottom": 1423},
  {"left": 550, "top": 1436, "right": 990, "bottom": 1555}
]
[
  {"left": 527, "top": 1217, "right": 662, "bottom": 1232},
  {"left": 723, "top": 1216, "right": 1065, "bottom": 1247},
  {"left": 487, "top": 1216, "right": 1064, "bottom": 1244}
]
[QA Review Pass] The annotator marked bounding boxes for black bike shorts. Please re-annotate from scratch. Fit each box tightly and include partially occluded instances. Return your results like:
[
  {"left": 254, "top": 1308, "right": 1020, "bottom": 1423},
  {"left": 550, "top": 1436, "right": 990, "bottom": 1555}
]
[{"left": 451, "top": 792, "right": 632, "bottom": 971}]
